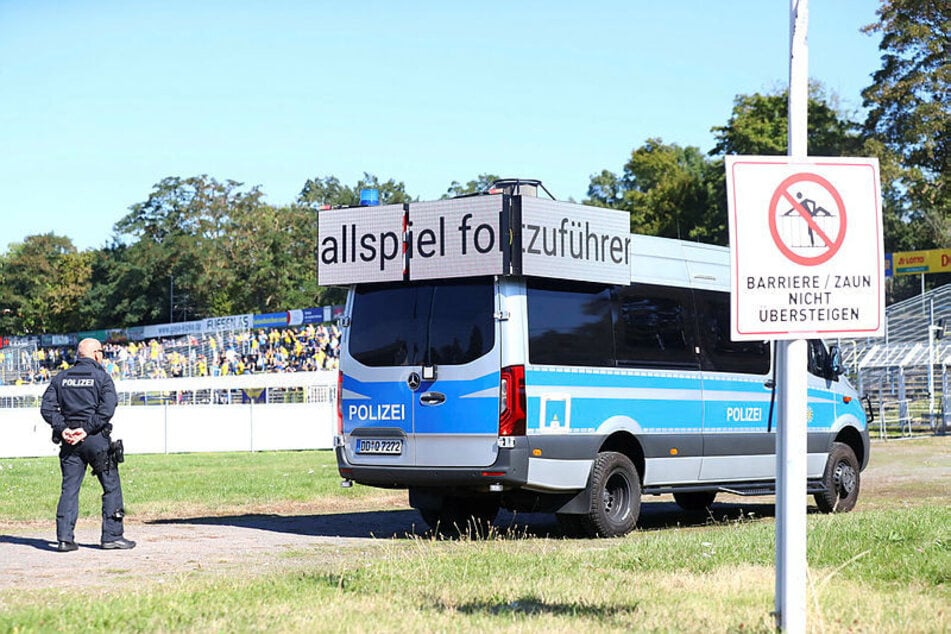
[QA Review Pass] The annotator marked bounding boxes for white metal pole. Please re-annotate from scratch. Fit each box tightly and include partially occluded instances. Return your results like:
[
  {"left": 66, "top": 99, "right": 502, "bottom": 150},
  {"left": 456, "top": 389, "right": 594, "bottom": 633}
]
[
  {"left": 776, "top": 1, "right": 809, "bottom": 632},
  {"left": 928, "top": 298, "right": 935, "bottom": 429}
]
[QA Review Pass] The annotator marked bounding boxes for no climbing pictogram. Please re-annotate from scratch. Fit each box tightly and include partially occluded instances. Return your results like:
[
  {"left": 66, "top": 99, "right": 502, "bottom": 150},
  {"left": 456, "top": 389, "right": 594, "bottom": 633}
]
[{"left": 768, "top": 172, "right": 846, "bottom": 266}]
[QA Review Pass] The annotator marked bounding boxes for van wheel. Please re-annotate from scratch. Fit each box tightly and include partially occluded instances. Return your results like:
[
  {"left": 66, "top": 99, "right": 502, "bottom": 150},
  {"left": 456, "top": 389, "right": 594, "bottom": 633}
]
[
  {"left": 419, "top": 496, "right": 499, "bottom": 538},
  {"left": 814, "top": 442, "right": 860, "bottom": 513},
  {"left": 580, "top": 452, "right": 641, "bottom": 538},
  {"left": 673, "top": 491, "right": 717, "bottom": 511}
]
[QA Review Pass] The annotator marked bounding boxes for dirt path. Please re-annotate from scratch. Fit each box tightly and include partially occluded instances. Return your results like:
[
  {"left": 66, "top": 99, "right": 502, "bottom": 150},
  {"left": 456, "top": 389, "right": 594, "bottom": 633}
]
[
  {"left": 3, "top": 437, "right": 947, "bottom": 593},
  {"left": 0, "top": 507, "right": 428, "bottom": 592},
  {"left": 0, "top": 501, "right": 774, "bottom": 592}
]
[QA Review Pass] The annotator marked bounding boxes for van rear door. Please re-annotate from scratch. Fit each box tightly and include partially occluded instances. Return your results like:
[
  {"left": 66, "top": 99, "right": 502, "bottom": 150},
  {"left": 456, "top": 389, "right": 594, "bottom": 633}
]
[{"left": 341, "top": 277, "right": 501, "bottom": 468}]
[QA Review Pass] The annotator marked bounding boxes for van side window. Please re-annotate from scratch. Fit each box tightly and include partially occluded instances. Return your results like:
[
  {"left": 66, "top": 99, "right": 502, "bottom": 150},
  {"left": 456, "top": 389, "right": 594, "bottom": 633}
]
[
  {"left": 526, "top": 280, "right": 614, "bottom": 367},
  {"left": 695, "top": 290, "right": 770, "bottom": 374},
  {"left": 615, "top": 284, "right": 698, "bottom": 369}
]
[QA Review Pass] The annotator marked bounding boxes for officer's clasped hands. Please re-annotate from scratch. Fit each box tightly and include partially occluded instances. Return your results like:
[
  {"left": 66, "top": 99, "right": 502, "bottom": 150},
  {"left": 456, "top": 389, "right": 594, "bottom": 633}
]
[{"left": 62, "top": 428, "right": 87, "bottom": 445}]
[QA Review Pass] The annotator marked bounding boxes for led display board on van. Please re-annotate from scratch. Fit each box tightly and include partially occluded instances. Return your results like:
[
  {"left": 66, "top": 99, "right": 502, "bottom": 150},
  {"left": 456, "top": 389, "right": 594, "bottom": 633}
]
[
  {"left": 520, "top": 198, "right": 631, "bottom": 285},
  {"left": 317, "top": 195, "right": 632, "bottom": 285},
  {"left": 317, "top": 204, "right": 407, "bottom": 285},
  {"left": 407, "top": 197, "right": 506, "bottom": 280},
  {"left": 317, "top": 198, "right": 507, "bottom": 284}
]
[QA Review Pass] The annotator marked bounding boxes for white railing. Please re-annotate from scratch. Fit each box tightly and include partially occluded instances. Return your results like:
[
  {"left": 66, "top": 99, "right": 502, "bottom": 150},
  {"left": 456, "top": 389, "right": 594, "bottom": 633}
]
[{"left": 0, "top": 372, "right": 337, "bottom": 459}]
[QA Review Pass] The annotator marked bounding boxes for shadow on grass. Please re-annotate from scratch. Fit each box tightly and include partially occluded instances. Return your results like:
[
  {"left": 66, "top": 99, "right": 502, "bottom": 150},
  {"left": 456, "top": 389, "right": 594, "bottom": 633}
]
[
  {"left": 148, "top": 509, "right": 428, "bottom": 539},
  {"left": 445, "top": 594, "right": 640, "bottom": 618},
  {"left": 0, "top": 534, "right": 59, "bottom": 551},
  {"left": 146, "top": 499, "right": 778, "bottom": 540}
]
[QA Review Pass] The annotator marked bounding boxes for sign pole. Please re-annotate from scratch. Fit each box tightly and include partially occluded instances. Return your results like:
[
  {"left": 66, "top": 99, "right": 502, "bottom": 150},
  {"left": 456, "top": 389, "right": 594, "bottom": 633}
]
[
  {"left": 725, "top": 5, "right": 883, "bottom": 628},
  {"left": 776, "top": 1, "right": 809, "bottom": 631}
]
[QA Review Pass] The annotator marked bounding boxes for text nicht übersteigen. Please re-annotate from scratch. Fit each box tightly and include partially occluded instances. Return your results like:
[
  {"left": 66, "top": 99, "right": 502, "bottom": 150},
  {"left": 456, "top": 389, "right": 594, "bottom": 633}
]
[{"left": 746, "top": 274, "right": 873, "bottom": 323}]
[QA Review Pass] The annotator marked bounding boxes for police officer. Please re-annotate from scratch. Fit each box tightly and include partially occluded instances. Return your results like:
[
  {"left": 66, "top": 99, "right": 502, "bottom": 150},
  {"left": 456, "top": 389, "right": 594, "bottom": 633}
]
[{"left": 41, "top": 338, "right": 135, "bottom": 552}]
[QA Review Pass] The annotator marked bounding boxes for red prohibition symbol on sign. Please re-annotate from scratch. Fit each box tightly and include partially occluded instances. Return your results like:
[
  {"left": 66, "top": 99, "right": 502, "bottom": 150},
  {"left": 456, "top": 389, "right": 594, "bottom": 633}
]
[{"left": 768, "top": 172, "right": 847, "bottom": 266}]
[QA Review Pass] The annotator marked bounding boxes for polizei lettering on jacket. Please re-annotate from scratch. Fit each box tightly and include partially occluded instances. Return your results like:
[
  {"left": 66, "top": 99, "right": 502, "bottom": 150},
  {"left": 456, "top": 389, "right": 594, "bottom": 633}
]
[
  {"left": 62, "top": 378, "right": 95, "bottom": 387},
  {"left": 348, "top": 403, "right": 407, "bottom": 421}
]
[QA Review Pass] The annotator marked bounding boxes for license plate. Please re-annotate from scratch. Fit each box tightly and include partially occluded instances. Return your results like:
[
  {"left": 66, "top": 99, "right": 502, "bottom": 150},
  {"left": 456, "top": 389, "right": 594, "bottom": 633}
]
[{"left": 355, "top": 439, "right": 403, "bottom": 455}]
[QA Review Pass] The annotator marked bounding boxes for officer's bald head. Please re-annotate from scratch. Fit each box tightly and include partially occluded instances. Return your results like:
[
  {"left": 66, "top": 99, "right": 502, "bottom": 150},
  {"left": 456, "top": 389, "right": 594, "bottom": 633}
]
[{"left": 78, "top": 338, "right": 104, "bottom": 360}]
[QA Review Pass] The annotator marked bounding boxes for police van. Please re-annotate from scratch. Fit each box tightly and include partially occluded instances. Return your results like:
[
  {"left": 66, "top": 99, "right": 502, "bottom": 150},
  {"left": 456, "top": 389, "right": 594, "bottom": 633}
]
[{"left": 319, "top": 179, "right": 871, "bottom": 538}]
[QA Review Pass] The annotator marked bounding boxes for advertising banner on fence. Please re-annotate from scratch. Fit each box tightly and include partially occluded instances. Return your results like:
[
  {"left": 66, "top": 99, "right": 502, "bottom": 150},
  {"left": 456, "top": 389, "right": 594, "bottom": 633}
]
[
  {"left": 889, "top": 248, "right": 951, "bottom": 277},
  {"left": 253, "top": 312, "right": 291, "bottom": 328}
]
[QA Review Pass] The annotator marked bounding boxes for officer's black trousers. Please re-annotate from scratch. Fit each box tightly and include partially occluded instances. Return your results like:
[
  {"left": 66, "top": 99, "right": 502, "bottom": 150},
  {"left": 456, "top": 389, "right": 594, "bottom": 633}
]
[{"left": 56, "top": 450, "right": 125, "bottom": 543}]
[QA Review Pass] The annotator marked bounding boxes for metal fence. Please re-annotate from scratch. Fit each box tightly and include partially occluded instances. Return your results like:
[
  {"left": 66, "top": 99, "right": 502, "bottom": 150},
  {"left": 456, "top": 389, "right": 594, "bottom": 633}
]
[
  {"left": 0, "top": 371, "right": 336, "bottom": 410},
  {"left": 837, "top": 284, "right": 951, "bottom": 439},
  {"left": 0, "top": 342, "right": 38, "bottom": 385}
]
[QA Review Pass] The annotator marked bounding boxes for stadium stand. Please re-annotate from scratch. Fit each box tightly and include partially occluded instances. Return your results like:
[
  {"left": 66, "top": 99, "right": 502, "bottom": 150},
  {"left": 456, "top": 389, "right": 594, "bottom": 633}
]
[
  {"left": 0, "top": 324, "right": 341, "bottom": 385},
  {"left": 2, "top": 288, "right": 948, "bottom": 438}
]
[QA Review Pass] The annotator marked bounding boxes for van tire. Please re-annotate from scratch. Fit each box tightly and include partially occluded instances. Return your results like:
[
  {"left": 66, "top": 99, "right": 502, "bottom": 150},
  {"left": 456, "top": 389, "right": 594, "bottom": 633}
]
[
  {"left": 673, "top": 491, "right": 717, "bottom": 511},
  {"left": 580, "top": 452, "right": 641, "bottom": 538},
  {"left": 814, "top": 442, "right": 860, "bottom": 513},
  {"left": 418, "top": 496, "right": 499, "bottom": 538}
]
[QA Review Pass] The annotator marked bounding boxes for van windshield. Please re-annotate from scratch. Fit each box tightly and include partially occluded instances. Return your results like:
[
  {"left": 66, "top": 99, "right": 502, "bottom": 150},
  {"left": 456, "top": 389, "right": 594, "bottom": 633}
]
[{"left": 349, "top": 277, "right": 495, "bottom": 367}]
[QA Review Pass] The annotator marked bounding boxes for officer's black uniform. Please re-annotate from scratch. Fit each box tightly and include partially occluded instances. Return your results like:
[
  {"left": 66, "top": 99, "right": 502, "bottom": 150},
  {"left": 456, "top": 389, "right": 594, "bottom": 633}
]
[{"left": 40, "top": 354, "right": 128, "bottom": 548}]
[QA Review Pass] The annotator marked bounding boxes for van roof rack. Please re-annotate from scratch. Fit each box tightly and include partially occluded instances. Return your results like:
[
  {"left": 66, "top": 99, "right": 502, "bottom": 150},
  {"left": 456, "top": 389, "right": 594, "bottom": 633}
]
[{"left": 487, "top": 178, "right": 556, "bottom": 200}]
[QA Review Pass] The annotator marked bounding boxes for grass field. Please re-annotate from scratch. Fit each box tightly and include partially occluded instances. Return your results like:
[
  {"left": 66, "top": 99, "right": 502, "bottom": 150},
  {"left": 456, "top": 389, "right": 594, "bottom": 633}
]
[{"left": 0, "top": 437, "right": 948, "bottom": 633}]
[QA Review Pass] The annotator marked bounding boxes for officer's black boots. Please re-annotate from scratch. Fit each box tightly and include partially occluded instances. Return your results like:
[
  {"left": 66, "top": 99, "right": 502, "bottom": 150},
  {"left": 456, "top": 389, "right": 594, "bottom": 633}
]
[
  {"left": 56, "top": 541, "right": 78, "bottom": 552},
  {"left": 101, "top": 537, "right": 136, "bottom": 550}
]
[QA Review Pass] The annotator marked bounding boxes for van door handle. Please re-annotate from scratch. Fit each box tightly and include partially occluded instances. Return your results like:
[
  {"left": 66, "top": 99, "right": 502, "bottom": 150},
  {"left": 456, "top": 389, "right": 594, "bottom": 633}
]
[
  {"left": 419, "top": 392, "right": 446, "bottom": 406},
  {"left": 764, "top": 379, "right": 775, "bottom": 388}
]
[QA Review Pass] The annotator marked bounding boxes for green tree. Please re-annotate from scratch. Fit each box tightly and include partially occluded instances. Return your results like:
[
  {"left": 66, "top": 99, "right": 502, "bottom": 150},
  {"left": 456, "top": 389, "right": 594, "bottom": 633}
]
[
  {"left": 223, "top": 203, "right": 326, "bottom": 311},
  {"left": 709, "top": 88, "right": 870, "bottom": 249},
  {"left": 106, "top": 175, "right": 269, "bottom": 325},
  {"left": 442, "top": 174, "right": 500, "bottom": 198},
  {"left": 297, "top": 173, "right": 413, "bottom": 209},
  {"left": 79, "top": 242, "right": 156, "bottom": 330},
  {"left": 710, "top": 87, "right": 864, "bottom": 157},
  {"left": 588, "top": 89, "right": 865, "bottom": 247},
  {"left": 585, "top": 138, "right": 724, "bottom": 244},
  {"left": 862, "top": 0, "right": 950, "bottom": 251},
  {"left": 0, "top": 234, "right": 91, "bottom": 334}
]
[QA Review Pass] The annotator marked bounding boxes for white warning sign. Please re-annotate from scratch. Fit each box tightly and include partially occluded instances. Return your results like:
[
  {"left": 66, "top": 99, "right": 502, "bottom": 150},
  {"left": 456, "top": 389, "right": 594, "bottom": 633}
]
[{"left": 726, "top": 156, "right": 884, "bottom": 341}]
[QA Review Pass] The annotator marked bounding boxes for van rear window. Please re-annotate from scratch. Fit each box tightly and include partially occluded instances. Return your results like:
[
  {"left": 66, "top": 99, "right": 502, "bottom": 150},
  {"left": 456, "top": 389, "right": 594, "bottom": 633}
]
[{"left": 349, "top": 278, "right": 495, "bottom": 367}]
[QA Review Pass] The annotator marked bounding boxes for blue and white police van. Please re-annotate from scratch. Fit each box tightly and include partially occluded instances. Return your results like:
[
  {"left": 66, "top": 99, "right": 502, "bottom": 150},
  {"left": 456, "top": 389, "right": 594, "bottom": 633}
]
[{"left": 319, "top": 179, "right": 871, "bottom": 537}]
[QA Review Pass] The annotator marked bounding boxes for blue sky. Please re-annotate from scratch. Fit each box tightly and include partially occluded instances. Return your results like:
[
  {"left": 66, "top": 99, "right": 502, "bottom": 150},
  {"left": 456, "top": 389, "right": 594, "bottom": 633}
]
[{"left": 0, "top": 1, "right": 883, "bottom": 253}]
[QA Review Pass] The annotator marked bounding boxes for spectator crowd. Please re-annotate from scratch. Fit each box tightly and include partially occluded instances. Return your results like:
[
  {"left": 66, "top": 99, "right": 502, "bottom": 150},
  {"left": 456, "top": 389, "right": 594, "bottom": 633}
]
[{"left": 0, "top": 324, "right": 341, "bottom": 385}]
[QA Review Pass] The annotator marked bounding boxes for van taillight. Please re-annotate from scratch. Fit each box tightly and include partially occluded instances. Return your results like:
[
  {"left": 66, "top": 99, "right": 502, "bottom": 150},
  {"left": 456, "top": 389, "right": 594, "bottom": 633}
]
[
  {"left": 499, "top": 365, "right": 526, "bottom": 436},
  {"left": 336, "top": 370, "right": 343, "bottom": 435}
]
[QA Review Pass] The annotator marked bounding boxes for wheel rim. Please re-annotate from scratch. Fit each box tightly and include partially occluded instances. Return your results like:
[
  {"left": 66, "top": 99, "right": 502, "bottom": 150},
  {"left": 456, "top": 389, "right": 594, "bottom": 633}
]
[
  {"left": 833, "top": 460, "right": 857, "bottom": 497},
  {"left": 602, "top": 470, "right": 632, "bottom": 522}
]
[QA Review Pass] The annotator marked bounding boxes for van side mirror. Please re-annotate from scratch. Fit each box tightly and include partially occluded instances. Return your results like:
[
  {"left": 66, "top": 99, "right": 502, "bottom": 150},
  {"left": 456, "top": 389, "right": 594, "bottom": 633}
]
[{"left": 827, "top": 345, "right": 846, "bottom": 379}]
